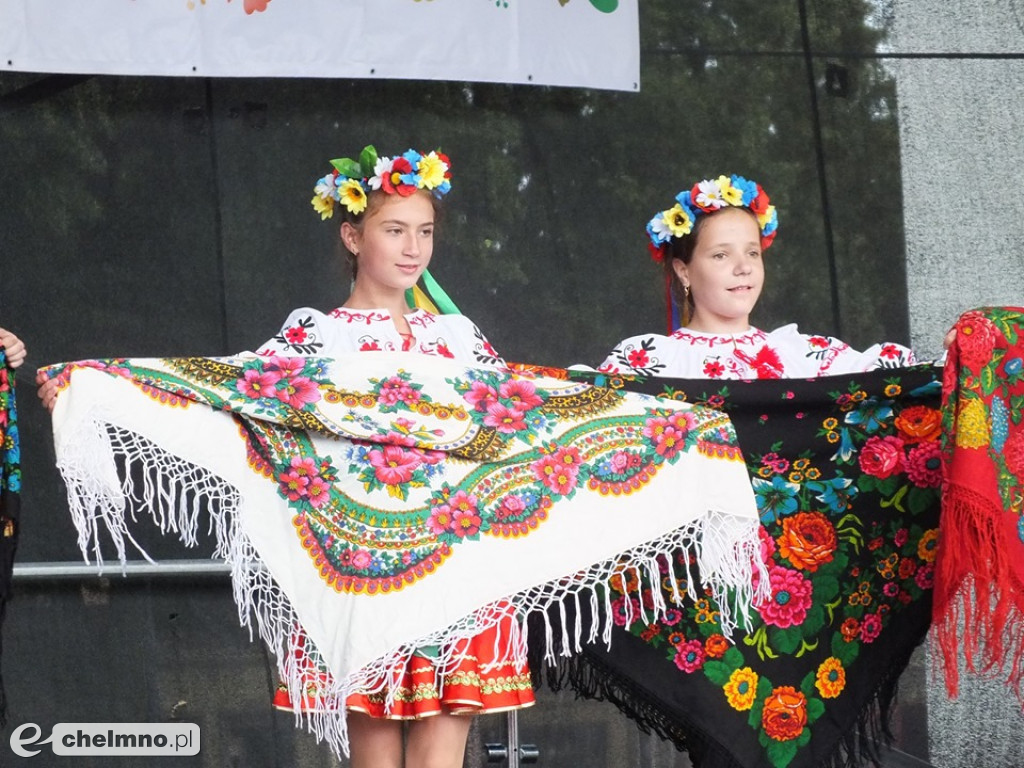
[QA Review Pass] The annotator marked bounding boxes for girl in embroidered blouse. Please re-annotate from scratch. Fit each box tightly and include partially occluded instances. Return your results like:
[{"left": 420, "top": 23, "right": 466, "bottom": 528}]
[
  {"left": 256, "top": 149, "right": 503, "bottom": 369},
  {"left": 33, "top": 148, "right": 528, "bottom": 766},
  {"left": 599, "top": 175, "right": 916, "bottom": 379},
  {"left": 261, "top": 147, "right": 531, "bottom": 768}
]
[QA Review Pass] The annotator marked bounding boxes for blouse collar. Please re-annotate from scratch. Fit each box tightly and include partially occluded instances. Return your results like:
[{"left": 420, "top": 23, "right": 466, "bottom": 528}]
[{"left": 670, "top": 326, "right": 766, "bottom": 344}]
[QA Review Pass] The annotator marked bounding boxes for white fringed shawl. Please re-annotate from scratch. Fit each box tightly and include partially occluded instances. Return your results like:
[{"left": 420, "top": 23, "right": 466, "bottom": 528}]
[{"left": 45, "top": 352, "right": 765, "bottom": 755}]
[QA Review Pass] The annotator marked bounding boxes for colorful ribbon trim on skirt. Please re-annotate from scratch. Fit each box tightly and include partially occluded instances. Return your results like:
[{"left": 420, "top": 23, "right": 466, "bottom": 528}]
[
  {"left": 0, "top": 350, "right": 20, "bottom": 727},
  {"left": 536, "top": 363, "right": 945, "bottom": 768},
  {"left": 41, "top": 351, "right": 763, "bottom": 757},
  {"left": 935, "top": 306, "right": 1024, "bottom": 703}
]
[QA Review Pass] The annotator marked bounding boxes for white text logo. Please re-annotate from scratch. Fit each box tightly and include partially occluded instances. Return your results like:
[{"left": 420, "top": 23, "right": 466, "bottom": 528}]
[{"left": 10, "top": 723, "right": 200, "bottom": 757}]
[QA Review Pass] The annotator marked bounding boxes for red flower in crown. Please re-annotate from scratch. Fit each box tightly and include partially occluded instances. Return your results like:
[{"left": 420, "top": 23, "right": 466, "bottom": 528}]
[
  {"left": 749, "top": 186, "right": 771, "bottom": 216},
  {"left": 437, "top": 152, "right": 452, "bottom": 181},
  {"left": 382, "top": 156, "right": 416, "bottom": 196}
]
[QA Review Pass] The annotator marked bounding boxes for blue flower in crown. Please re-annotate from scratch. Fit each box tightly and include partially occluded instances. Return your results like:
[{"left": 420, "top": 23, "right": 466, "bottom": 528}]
[
  {"left": 645, "top": 173, "right": 779, "bottom": 261},
  {"left": 730, "top": 174, "right": 759, "bottom": 206},
  {"left": 400, "top": 149, "right": 424, "bottom": 189}
]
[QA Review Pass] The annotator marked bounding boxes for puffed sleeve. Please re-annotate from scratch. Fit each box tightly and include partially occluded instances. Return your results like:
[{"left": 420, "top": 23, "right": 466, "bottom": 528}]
[
  {"left": 597, "top": 334, "right": 673, "bottom": 377},
  {"left": 254, "top": 308, "right": 330, "bottom": 357},
  {"left": 597, "top": 342, "right": 630, "bottom": 374},
  {"left": 821, "top": 340, "right": 917, "bottom": 375},
  {"left": 763, "top": 325, "right": 915, "bottom": 376},
  {"left": 465, "top": 319, "right": 508, "bottom": 369}
]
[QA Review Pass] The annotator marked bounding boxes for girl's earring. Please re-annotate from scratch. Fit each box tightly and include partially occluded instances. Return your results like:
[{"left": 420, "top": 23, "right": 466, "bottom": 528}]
[{"left": 683, "top": 283, "right": 690, "bottom": 299}]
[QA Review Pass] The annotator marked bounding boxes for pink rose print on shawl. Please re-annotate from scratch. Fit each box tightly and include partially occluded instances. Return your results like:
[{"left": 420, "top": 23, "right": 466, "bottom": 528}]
[
  {"left": 905, "top": 441, "right": 942, "bottom": 488},
  {"left": 755, "top": 564, "right": 813, "bottom": 628},
  {"left": 378, "top": 376, "right": 422, "bottom": 407},
  {"left": 484, "top": 403, "right": 528, "bottom": 433},
  {"left": 858, "top": 435, "right": 905, "bottom": 479},
  {"left": 273, "top": 374, "right": 320, "bottom": 409},
  {"left": 464, "top": 381, "right": 499, "bottom": 412},
  {"left": 642, "top": 411, "right": 695, "bottom": 460},
  {"left": 277, "top": 456, "right": 335, "bottom": 508},
  {"left": 532, "top": 447, "right": 582, "bottom": 496},
  {"left": 260, "top": 356, "right": 321, "bottom": 409},
  {"left": 498, "top": 380, "right": 544, "bottom": 411},
  {"left": 673, "top": 640, "right": 706, "bottom": 673},
  {"left": 368, "top": 445, "right": 422, "bottom": 486},
  {"left": 238, "top": 368, "right": 281, "bottom": 400},
  {"left": 428, "top": 490, "right": 482, "bottom": 538}
]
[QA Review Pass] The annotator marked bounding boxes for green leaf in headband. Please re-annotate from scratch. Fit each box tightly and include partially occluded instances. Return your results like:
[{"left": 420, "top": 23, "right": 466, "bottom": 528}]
[
  {"left": 330, "top": 157, "right": 362, "bottom": 179},
  {"left": 359, "top": 145, "right": 379, "bottom": 178}
]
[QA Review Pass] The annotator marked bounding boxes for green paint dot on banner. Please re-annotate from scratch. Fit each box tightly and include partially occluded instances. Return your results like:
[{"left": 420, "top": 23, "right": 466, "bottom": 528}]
[{"left": 589, "top": 0, "right": 618, "bottom": 12}]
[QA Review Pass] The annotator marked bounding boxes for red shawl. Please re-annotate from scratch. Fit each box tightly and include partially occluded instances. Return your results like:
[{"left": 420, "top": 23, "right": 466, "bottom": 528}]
[{"left": 935, "top": 306, "right": 1024, "bottom": 701}]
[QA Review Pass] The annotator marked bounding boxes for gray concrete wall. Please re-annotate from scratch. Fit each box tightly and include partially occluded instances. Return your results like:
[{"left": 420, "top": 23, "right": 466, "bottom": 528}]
[
  {"left": 894, "top": 2, "right": 1024, "bottom": 765},
  {"left": 895, "top": 1, "right": 1024, "bottom": 360}
]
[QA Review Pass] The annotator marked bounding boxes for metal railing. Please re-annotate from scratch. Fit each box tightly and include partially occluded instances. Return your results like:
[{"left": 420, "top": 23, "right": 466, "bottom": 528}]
[{"left": 12, "top": 558, "right": 231, "bottom": 580}]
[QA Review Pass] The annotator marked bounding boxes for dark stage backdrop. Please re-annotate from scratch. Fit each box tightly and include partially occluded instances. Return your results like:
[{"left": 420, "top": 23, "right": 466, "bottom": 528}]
[{"left": 0, "top": 1, "right": 925, "bottom": 766}]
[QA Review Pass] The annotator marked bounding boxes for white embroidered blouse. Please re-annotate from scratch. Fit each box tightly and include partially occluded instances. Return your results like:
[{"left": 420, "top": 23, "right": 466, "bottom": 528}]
[
  {"left": 598, "top": 324, "right": 916, "bottom": 380},
  {"left": 256, "top": 307, "right": 505, "bottom": 367}
]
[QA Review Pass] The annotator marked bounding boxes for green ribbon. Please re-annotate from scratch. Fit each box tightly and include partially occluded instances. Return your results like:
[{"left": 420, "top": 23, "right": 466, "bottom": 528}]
[{"left": 405, "top": 269, "right": 462, "bottom": 316}]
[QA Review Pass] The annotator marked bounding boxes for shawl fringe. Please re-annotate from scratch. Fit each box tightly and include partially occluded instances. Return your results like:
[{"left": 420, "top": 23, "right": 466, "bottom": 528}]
[{"left": 933, "top": 485, "right": 1024, "bottom": 701}]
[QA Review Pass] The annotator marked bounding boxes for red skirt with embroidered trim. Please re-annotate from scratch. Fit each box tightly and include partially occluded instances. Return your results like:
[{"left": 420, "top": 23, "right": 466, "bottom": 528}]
[{"left": 272, "top": 619, "right": 536, "bottom": 719}]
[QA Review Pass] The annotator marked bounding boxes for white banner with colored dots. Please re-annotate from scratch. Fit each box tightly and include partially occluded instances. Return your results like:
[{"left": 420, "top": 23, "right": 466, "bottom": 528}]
[{"left": 0, "top": 0, "right": 639, "bottom": 91}]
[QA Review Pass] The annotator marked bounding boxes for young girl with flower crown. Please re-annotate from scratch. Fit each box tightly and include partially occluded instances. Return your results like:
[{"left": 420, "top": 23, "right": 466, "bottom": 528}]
[
  {"left": 258, "top": 146, "right": 534, "bottom": 768},
  {"left": 35, "top": 146, "right": 533, "bottom": 768},
  {"left": 598, "top": 175, "right": 917, "bottom": 379}
]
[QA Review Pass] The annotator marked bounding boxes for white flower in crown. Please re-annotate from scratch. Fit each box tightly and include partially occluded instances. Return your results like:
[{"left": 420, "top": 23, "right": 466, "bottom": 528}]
[
  {"left": 648, "top": 212, "right": 675, "bottom": 244},
  {"left": 367, "top": 156, "right": 394, "bottom": 191},
  {"left": 694, "top": 178, "right": 728, "bottom": 210},
  {"left": 313, "top": 174, "right": 338, "bottom": 201}
]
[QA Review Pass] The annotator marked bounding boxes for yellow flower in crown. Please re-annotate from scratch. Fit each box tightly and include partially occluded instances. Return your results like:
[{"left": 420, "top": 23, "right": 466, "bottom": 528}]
[
  {"left": 311, "top": 194, "right": 335, "bottom": 221},
  {"left": 717, "top": 175, "right": 744, "bottom": 206},
  {"left": 664, "top": 203, "right": 694, "bottom": 238},
  {"left": 338, "top": 179, "right": 368, "bottom": 215},
  {"left": 417, "top": 151, "right": 449, "bottom": 190}
]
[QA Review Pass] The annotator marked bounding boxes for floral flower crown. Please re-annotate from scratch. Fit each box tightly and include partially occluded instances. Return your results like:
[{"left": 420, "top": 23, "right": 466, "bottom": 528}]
[
  {"left": 645, "top": 174, "right": 779, "bottom": 262},
  {"left": 311, "top": 145, "right": 452, "bottom": 220}
]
